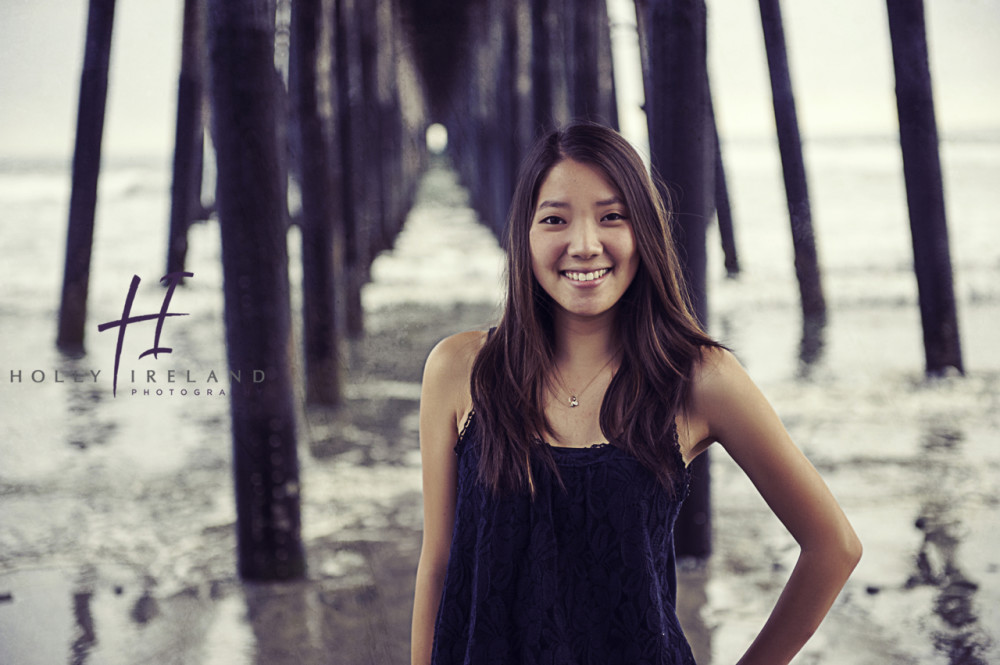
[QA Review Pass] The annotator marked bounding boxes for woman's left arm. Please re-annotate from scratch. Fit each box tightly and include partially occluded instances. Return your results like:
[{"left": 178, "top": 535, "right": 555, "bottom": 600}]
[{"left": 688, "top": 348, "right": 862, "bottom": 665}]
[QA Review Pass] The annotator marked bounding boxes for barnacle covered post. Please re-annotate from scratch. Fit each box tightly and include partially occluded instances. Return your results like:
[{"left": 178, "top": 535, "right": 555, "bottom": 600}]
[{"left": 207, "top": 0, "right": 305, "bottom": 580}]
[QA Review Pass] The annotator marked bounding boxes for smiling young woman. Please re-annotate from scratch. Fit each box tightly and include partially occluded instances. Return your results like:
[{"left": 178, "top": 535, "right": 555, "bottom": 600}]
[{"left": 411, "top": 122, "right": 861, "bottom": 665}]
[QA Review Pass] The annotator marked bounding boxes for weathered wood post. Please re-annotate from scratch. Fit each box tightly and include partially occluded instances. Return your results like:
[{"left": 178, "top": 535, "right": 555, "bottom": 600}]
[
  {"left": 292, "top": 0, "right": 342, "bottom": 405},
  {"left": 709, "top": 86, "right": 740, "bottom": 277},
  {"left": 598, "top": 0, "right": 620, "bottom": 130},
  {"left": 758, "top": 0, "right": 826, "bottom": 321},
  {"left": 334, "top": 0, "right": 366, "bottom": 338},
  {"left": 207, "top": 0, "right": 306, "bottom": 580},
  {"left": 492, "top": 0, "right": 516, "bottom": 236},
  {"left": 447, "top": 0, "right": 502, "bottom": 236},
  {"left": 530, "top": 0, "right": 553, "bottom": 131},
  {"left": 512, "top": 0, "right": 536, "bottom": 167},
  {"left": 506, "top": 0, "right": 533, "bottom": 211},
  {"left": 392, "top": 14, "right": 426, "bottom": 235},
  {"left": 473, "top": 5, "right": 498, "bottom": 233},
  {"left": 56, "top": 0, "right": 117, "bottom": 354},
  {"left": 357, "top": 0, "right": 386, "bottom": 255},
  {"left": 570, "top": 0, "right": 617, "bottom": 127},
  {"left": 531, "top": 0, "right": 570, "bottom": 130},
  {"left": 380, "top": 1, "right": 405, "bottom": 242},
  {"left": 166, "top": 0, "right": 205, "bottom": 277},
  {"left": 640, "top": 0, "right": 713, "bottom": 558},
  {"left": 886, "top": 0, "right": 963, "bottom": 375}
]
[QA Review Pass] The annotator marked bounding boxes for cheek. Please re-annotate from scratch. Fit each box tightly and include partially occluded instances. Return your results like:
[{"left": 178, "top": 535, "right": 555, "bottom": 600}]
[
  {"left": 621, "top": 233, "right": 642, "bottom": 286},
  {"left": 528, "top": 232, "right": 552, "bottom": 272},
  {"left": 615, "top": 228, "right": 640, "bottom": 270}
]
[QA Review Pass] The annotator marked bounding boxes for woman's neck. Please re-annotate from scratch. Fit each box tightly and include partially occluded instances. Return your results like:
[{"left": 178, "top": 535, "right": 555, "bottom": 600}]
[{"left": 551, "top": 307, "right": 620, "bottom": 367}]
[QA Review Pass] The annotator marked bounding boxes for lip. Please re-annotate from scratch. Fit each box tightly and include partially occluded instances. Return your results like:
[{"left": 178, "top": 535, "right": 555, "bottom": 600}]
[{"left": 560, "top": 267, "right": 612, "bottom": 287}]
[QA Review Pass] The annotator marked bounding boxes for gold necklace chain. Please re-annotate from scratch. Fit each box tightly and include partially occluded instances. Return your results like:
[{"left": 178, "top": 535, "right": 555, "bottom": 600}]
[{"left": 551, "top": 353, "right": 618, "bottom": 408}]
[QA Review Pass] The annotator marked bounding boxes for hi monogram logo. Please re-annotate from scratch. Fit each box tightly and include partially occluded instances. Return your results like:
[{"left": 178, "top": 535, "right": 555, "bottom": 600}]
[{"left": 97, "top": 272, "right": 192, "bottom": 397}]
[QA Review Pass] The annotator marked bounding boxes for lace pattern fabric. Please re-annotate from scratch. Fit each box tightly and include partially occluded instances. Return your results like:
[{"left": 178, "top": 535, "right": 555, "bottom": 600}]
[{"left": 432, "top": 413, "right": 696, "bottom": 665}]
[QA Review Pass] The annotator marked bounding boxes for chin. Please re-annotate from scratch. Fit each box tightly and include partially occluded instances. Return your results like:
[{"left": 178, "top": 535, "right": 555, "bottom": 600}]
[{"left": 556, "top": 300, "right": 619, "bottom": 319}]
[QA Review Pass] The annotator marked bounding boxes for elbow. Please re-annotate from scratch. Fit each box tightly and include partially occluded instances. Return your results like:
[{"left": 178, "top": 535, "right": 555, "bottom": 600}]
[
  {"left": 832, "top": 514, "right": 863, "bottom": 573},
  {"left": 846, "top": 531, "right": 863, "bottom": 570},
  {"left": 830, "top": 527, "right": 863, "bottom": 579},
  {"left": 840, "top": 514, "right": 863, "bottom": 569},
  {"left": 804, "top": 527, "right": 862, "bottom": 579}
]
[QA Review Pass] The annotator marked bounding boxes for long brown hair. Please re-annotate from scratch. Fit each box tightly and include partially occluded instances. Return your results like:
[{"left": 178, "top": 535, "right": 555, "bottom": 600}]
[{"left": 470, "top": 121, "right": 719, "bottom": 494}]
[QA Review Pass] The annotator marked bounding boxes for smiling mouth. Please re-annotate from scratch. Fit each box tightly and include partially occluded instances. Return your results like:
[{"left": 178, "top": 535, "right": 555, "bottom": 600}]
[{"left": 562, "top": 268, "right": 611, "bottom": 282}]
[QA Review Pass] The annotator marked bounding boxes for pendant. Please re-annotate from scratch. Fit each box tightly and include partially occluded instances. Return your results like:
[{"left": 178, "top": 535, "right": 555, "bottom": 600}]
[{"left": 569, "top": 395, "right": 579, "bottom": 408}]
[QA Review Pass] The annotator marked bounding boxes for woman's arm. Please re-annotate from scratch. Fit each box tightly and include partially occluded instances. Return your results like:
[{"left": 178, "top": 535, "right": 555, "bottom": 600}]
[
  {"left": 410, "top": 332, "right": 482, "bottom": 665},
  {"left": 687, "top": 348, "right": 862, "bottom": 665}
]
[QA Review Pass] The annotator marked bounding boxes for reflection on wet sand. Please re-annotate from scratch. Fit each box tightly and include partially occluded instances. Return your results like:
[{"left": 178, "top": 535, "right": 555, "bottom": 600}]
[
  {"left": 677, "top": 559, "right": 712, "bottom": 665},
  {"left": 797, "top": 312, "right": 827, "bottom": 377},
  {"left": 908, "top": 426, "right": 989, "bottom": 665},
  {"left": 70, "top": 589, "right": 95, "bottom": 665},
  {"left": 238, "top": 539, "right": 418, "bottom": 665},
  {"left": 62, "top": 355, "right": 114, "bottom": 452}
]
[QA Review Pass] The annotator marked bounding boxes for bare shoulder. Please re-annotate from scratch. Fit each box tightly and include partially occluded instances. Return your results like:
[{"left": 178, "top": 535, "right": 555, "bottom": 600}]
[
  {"left": 687, "top": 344, "right": 793, "bottom": 455},
  {"left": 690, "top": 345, "right": 747, "bottom": 396},
  {"left": 424, "top": 330, "right": 488, "bottom": 380},
  {"left": 678, "top": 346, "right": 751, "bottom": 462},
  {"left": 421, "top": 330, "right": 489, "bottom": 432}
]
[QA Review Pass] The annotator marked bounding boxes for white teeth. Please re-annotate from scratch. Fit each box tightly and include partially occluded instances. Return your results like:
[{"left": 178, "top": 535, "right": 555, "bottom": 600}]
[{"left": 564, "top": 268, "right": 610, "bottom": 282}]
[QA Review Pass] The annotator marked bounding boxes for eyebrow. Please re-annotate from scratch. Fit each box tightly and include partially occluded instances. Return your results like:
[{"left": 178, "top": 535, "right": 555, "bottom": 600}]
[{"left": 536, "top": 196, "right": 624, "bottom": 211}]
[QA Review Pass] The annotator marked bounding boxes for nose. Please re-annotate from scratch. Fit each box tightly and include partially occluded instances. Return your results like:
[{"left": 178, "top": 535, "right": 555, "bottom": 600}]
[{"left": 568, "top": 217, "right": 602, "bottom": 259}]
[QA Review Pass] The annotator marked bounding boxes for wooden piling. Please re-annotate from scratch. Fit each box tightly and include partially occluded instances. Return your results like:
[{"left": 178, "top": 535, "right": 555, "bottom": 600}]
[
  {"left": 512, "top": 0, "right": 536, "bottom": 165},
  {"left": 758, "top": 0, "right": 826, "bottom": 321},
  {"left": 530, "top": 0, "right": 570, "bottom": 130},
  {"left": 166, "top": 0, "right": 205, "bottom": 277},
  {"left": 886, "top": 0, "right": 963, "bottom": 375},
  {"left": 380, "top": 1, "right": 406, "bottom": 242},
  {"left": 207, "top": 0, "right": 306, "bottom": 580},
  {"left": 292, "top": 0, "right": 342, "bottom": 405},
  {"left": 709, "top": 86, "right": 740, "bottom": 277},
  {"left": 391, "top": 4, "right": 428, "bottom": 235},
  {"left": 530, "top": 0, "right": 553, "bottom": 132},
  {"left": 358, "top": 0, "right": 387, "bottom": 255},
  {"left": 492, "top": 0, "right": 516, "bottom": 237},
  {"left": 442, "top": 0, "right": 512, "bottom": 238},
  {"left": 332, "top": 0, "right": 365, "bottom": 337},
  {"left": 640, "top": 0, "right": 713, "bottom": 559},
  {"left": 715, "top": 142, "right": 739, "bottom": 278},
  {"left": 569, "top": 0, "right": 617, "bottom": 127},
  {"left": 56, "top": 0, "right": 117, "bottom": 354}
]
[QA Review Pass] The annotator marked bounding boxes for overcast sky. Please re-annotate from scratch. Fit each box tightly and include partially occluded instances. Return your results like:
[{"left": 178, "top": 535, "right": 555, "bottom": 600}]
[{"left": 0, "top": 0, "right": 997, "bottom": 160}]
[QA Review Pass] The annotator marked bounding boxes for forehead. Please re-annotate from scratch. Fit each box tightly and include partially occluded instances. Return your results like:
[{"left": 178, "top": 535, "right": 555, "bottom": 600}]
[{"left": 535, "top": 159, "right": 621, "bottom": 207}]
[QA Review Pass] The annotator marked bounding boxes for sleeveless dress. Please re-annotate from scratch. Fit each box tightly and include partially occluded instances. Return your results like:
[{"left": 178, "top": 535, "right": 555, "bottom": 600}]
[{"left": 431, "top": 412, "right": 697, "bottom": 665}]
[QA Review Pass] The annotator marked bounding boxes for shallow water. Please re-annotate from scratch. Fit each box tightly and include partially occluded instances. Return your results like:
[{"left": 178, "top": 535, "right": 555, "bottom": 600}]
[{"left": 1, "top": 141, "right": 998, "bottom": 664}]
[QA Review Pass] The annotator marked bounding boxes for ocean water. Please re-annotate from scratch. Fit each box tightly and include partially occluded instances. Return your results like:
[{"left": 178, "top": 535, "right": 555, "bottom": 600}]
[{"left": 0, "top": 137, "right": 998, "bottom": 664}]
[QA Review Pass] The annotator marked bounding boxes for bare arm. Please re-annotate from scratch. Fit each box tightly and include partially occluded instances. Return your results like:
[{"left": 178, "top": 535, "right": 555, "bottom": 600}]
[
  {"left": 686, "top": 348, "right": 862, "bottom": 665},
  {"left": 410, "top": 332, "right": 482, "bottom": 665}
]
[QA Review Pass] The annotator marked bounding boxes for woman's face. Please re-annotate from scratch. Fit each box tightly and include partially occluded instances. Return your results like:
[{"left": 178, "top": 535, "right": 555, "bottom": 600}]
[{"left": 528, "top": 158, "right": 640, "bottom": 321}]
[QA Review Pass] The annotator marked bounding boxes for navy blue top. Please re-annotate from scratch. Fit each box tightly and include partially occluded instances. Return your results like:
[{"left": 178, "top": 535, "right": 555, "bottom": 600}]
[{"left": 431, "top": 412, "right": 697, "bottom": 665}]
